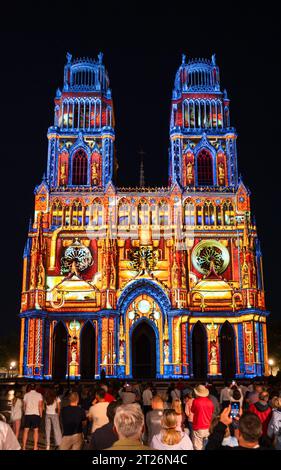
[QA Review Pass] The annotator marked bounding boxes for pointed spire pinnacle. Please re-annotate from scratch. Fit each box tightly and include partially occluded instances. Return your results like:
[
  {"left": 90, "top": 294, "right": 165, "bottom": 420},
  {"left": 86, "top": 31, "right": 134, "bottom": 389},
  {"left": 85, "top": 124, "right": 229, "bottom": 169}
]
[{"left": 138, "top": 149, "right": 145, "bottom": 187}]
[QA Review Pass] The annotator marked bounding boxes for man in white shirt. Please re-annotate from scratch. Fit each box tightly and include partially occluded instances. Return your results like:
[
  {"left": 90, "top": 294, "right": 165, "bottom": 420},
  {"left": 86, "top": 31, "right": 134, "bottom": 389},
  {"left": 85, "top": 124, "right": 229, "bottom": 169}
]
[
  {"left": 0, "top": 421, "right": 21, "bottom": 450},
  {"left": 142, "top": 384, "right": 153, "bottom": 414},
  {"left": 22, "top": 384, "right": 43, "bottom": 450},
  {"left": 219, "top": 382, "right": 232, "bottom": 408},
  {"left": 88, "top": 388, "right": 109, "bottom": 433},
  {"left": 120, "top": 385, "right": 136, "bottom": 405}
]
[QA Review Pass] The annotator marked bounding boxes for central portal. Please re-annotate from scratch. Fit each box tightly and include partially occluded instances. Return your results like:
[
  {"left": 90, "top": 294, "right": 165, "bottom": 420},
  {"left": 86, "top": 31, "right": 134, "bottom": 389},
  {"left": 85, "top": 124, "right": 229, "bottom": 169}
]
[{"left": 132, "top": 321, "right": 156, "bottom": 379}]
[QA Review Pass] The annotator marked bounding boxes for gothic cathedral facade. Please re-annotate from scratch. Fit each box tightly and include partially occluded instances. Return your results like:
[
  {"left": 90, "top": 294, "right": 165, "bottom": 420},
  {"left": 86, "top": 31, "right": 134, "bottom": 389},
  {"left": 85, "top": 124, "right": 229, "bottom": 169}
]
[{"left": 19, "top": 53, "right": 269, "bottom": 380}]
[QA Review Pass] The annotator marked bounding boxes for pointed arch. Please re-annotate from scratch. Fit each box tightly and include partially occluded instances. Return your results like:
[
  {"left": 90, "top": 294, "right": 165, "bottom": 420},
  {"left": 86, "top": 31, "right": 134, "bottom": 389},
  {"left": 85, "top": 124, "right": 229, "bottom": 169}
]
[
  {"left": 72, "top": 149, "right": 88, "bottom": 185},
  {"left": 184, "top": 200, "right": 195, "bottom": 226},
  {"left": 71, "top": 200, "right": 83, "bottom": 226},
  {"left": 219, "top": 321, "right": 236, "bottom": 379},
  {"left": 90, "top": 198, "right": 104, "bottom": 226},
  {"left": 80, "top": 321, "right": 96, "bottom": 379},
  {"left": 51, "top": 200, "right": 63, "bottom": 226},
  {"left": 197, "top": 149, "right": 213, "bottom": 186},
  {"left": 131, "top": 319, "right": 156, "bottom": 378},
  {"left": 52, "top": 321, "right": 68, "bottom": 380},
  {"left": 118, "top": 198, "right": 130, "bottom": 226},
  {"left": 191, "top": 321, "right": 207, "bottom": 379}
]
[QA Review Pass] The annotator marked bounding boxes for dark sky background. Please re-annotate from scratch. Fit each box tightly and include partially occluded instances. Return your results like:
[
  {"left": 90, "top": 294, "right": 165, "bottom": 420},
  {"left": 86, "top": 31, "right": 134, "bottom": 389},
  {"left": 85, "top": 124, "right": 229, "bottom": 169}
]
[{"left": 0, "top": 17, "right": 280, "bottom": 340}]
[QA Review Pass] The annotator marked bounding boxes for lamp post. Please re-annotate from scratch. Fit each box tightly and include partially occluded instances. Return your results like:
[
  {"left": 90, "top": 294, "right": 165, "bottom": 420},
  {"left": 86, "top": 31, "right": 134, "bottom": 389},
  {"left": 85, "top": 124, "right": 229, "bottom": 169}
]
[{"left": 268, "top": 358, "right": 274, "bottom": 376}]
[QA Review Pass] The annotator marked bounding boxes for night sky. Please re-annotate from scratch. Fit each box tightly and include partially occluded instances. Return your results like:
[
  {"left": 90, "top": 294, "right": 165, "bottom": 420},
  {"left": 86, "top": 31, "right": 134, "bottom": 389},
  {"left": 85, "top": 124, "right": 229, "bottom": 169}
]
[{"left": 0, "top": 18, "right": 280, "bottom": 340}]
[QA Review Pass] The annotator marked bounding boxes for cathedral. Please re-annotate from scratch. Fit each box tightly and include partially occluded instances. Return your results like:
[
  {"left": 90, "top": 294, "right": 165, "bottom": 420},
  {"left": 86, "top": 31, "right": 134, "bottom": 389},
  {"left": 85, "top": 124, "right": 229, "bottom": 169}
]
[{"left": 19, "top": 52, "right": 269, "bottom": 380}]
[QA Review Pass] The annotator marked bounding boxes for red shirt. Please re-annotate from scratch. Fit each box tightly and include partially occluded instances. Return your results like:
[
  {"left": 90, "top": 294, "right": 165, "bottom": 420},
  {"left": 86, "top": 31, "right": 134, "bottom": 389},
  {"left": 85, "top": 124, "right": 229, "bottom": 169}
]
[
  {"left": 248, "top": 403, "right": 272, "bottom": 436},
  {"left": 104, "top": 393, "right": 115, "bottom": 403},
  {"left": 191, "top": 397, "right": 214, "bottom": 431}
]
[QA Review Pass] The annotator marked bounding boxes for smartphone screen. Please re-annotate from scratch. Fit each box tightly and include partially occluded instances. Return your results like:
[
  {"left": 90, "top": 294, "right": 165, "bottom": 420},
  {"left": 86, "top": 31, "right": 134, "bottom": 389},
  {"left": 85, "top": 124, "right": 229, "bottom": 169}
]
[{"left": 230, "top": 402, "right": 240, "bottom": 418}]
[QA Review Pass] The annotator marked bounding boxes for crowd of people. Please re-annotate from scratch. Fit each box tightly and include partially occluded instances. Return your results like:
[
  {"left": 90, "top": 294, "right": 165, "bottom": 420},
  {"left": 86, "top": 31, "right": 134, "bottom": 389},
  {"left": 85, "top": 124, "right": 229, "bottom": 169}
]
[{"left": 0, "top": 378, "right": 281, "bottom": 451}]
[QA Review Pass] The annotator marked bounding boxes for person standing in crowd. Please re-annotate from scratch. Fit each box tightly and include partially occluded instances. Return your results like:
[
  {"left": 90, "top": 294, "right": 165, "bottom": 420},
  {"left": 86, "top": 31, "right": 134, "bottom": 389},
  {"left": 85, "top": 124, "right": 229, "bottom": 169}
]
[
  {"left": 206, "top": 406, "right": 268, "bottom": 450},
  {"left": 107, "top": 404, "right": 150, "bottom": 450},
  {"left": 171, "top": 399, "right": 184, "bottom": 431},
  {"left": 44, "top": 388, "right": 62, "bottom": 450},
  {"left": 142, "top": 384, "right": 153, "bottom": 415},
  {"left": 146, "top": 395, "right": 164, "bottom": 446},
  {"left": 132, "top": 382, "right": 142, "bottom": 403},
  {"left": 89, "top": 400, "right": 121, "bottom": 450},
  {"left": 100, "top": 384, "right": 115, "bottom": 403},
  {"left": 10, "top": 390, "right": 23, "bottom": 440},
  {"left": 208, "top": 388, "right": 220, "bottom": 418},
  {"left": 248, "top": 391, "right": 272, "bottom": 437},
  {"left": 248, "top": 384, "right": 264, "bottom": 406},
  {"left": 171, "top": 383, "right": 181, "bottom": 401},
  {"left": 22, "top": 383, "right": 43, "bottom": 451},
  {"left": 267, "top": 396, "right": 281, "bottom": 450},
  {"left": 0, "top": 420, "right": 21, "bottom": 450},
  {"left": 88, "top": 388, "right": 109, "bottom": 434},
  {"left": 167, "top": 383, "right": 176, "bottom": 405},
  {"left": 151, "top": 409, "right": 193, "bottom": 451},
  {"left": 237, "top": 382, "right": 249, "bottom": 399},
  {"left": 206, "top": 416, "right": 238, "bottom": 448},
  {"left": 191, "top": 384, "right": 214, "bottom": 450},
  {"left": 230, "top": 387, "right": 243, "bottom": 411},
  {"left": 120, "top": 384, "right": 136, "bottom": 405},
  {"left": 184, "top": 390, "right": 194, "bottom": 435},
  {"left": 59, "top": 392, "right": 87, "bottom": 450},
  {"left": 220, "top": 381, "right": 232, "bottom": 409}
]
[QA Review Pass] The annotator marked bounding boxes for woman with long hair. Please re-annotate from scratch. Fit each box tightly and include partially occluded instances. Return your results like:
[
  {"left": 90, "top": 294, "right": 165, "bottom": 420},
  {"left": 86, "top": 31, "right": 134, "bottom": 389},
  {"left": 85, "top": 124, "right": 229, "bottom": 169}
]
[
  {"left": 44, "top": 387, "right": 62, "bottom": 450},
  {"left": 151, "top": 409, "right": 193, "bottom": 450},
  {"left": 10, "top": 390, "right": 23, "bottom": 439},
  {"left": 171, "top": 398, "right": 184, "bottom": 431}
]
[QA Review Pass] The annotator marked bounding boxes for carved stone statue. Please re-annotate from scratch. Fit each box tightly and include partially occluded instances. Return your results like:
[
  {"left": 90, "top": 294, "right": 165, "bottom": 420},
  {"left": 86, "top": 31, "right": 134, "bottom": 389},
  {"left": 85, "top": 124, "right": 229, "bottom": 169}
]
[
  {"left": 119, "top": 343, "right": 125, "bottom": 364},
  {"left": 61, "top": 162, "right": 67, "bottom": 185},
  {"left": 209, "top": 341, "right": 217, "bottom": 364},
  {"left": 37, "top": 262, "right": 45, "bottom": 289},
  {"left": 218, "top": 162, "right": 225, "bottom": 185},
  {"left": 164, "top": 342, "right": 169, "bottom": 364},
  {"left": 92, "top": 161, "right": 99, "bottom": 185},
  {"left": 186, "top": 161, "right": 193, "bottom": 184},
  {"left": 71, "top": 344, "right": 77, "bottom": 363}
]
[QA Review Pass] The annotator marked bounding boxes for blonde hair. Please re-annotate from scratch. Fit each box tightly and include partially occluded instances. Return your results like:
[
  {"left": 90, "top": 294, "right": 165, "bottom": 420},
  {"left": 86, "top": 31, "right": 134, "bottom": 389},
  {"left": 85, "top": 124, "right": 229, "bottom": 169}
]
[
  {"left": 161, "top": 410, "right": 182, "bottom": 445},
  {"left": 171, "top": 398, "right": 182, "bottom": 415},
  {"left": 271, "top": 396, "right": 281, "bottom": 409}
]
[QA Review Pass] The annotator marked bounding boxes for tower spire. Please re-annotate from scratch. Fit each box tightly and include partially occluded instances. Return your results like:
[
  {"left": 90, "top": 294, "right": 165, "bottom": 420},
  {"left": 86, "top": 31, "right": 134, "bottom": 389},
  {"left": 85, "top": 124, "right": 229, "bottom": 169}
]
[{"left": 138, "top": 149, "right": 145, "bottom": 187}]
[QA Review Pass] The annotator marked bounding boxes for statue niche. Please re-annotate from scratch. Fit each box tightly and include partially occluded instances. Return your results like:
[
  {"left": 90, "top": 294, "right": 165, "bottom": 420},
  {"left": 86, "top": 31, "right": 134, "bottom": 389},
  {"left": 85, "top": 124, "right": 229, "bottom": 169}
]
[
  {"left": 218, "top": 162, "right": 225, "bottom": 186},
  {"left": 91, "top": 161, "right": 100, "bottom": 186}
]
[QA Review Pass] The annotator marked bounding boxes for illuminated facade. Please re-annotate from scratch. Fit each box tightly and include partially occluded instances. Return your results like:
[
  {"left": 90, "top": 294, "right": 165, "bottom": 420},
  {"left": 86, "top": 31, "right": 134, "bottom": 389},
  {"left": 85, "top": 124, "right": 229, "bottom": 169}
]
[{"left": 19, "top": 53, "right": 269, "bottom": 380}]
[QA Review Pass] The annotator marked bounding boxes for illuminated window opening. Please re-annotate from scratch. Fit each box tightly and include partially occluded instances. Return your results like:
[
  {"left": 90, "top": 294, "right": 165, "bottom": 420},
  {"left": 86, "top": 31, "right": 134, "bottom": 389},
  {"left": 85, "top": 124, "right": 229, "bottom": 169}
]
[
  {"left": 72, "top": 149, "right": 88, "bottom": 185},
  {"left": 197, "top": 150, "right": 213, "bottom": 185}
]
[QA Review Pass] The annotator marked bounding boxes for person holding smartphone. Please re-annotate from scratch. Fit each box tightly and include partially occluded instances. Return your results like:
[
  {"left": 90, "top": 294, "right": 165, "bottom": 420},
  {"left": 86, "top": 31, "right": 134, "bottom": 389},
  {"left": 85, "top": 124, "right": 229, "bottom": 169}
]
[{"left": 205, "top": 406, "right": 270, "bottom": 450}]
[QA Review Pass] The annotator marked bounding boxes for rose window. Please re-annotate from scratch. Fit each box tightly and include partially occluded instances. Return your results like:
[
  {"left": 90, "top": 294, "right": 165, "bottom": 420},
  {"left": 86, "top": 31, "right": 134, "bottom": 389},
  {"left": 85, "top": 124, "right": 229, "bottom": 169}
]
[
  {"left": 191, "top": 240, "right": 229, "bottom": 275},
  {"left": 61, "top": 238, "right": 93, "bottom": 274}
]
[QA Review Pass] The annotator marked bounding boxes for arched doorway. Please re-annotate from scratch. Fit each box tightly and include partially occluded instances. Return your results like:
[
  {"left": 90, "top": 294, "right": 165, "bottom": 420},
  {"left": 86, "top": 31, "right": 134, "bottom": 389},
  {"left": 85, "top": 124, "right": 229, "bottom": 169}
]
[
  {"left": 192, "top": 321, "right": 207, "bottom": 379},
  {"left": 80, "top": 322, "right": 96, "bottom": 379},
  {"left": 132, "top": 321, "right": 156, "bottom": 379},
  {"left": 52, "top": 322, "right": 67, "bottom": 380},
  {"left": 219, "top": 321, "right": 236, "bottom": 379}
]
